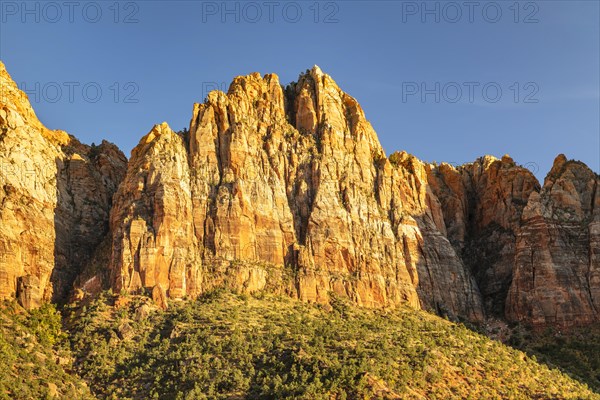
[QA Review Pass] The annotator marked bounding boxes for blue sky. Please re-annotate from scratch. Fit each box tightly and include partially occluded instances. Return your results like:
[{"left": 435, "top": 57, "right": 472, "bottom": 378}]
[{"left": 1, "top": 0, "right": 598, "bottom": 179}]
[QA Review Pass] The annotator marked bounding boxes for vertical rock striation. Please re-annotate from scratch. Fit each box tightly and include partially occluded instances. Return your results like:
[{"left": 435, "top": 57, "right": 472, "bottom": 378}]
[
  {"left": 109, "top": 122, "right": 199, "bottom": 298},
  {"left": 109, "top": 67, "right": 597, "bottom": 327}
]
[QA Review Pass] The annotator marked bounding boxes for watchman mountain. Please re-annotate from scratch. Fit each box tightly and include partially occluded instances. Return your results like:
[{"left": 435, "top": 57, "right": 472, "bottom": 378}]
[{"left": 1, "top": 61, "right": 599, "bottom": 399}]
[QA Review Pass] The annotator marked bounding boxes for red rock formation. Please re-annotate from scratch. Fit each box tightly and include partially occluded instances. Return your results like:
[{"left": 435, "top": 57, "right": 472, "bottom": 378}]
[
  {"left": 109, "top": 122, "right": 199, "bottom": 298},
  {"left": 0, "top": 61, "right": 126, "bottom": 308},
  {"left": 1, "top": 62, "right": 598, "bottom": 329},
  {"left": 108, "top": 67, "right": 597, "bottom": 327},
  {"left": 108, "top": 66, "right": 484, "bottom": 320},
  {"left": 428, "top": 155, "right": 541, "bottom": 316},
  {"left": 506, "top": 155, "right": 599, "bottom": 327}
]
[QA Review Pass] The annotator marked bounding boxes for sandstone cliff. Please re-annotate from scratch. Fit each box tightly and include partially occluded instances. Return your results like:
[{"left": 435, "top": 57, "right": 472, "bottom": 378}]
[
  {"left": 108, "top": 67, "right": 486, "bottom": 321},
  {"left": 1, "top": 62, "right": 598, "bottom": 329},
  {"left": 107, "top": 66, "right": 598, "bottom": 327},
  {"left": 427, "top": 155, "right": 541, "bottom": 317},
  {"left": 0, "top": 61, "right": 126, "bottom": 308},
  {"left": 506, "top": 155, "right": 600, "bottom": 326}
]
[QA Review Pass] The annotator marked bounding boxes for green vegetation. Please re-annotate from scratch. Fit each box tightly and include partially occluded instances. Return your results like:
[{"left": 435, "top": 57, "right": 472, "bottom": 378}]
[
  {"left": 63, "top": 291, "right": 598, "bottom": 400},
  {"left": 515, "top": 324, "right": 600, "bottom": 393},
  {"left": 176, "top": 128, "right": 190, "bottom": 148},
  {"left": 3, "top": 292, "right": 599, "bottom": 399},
  {"left": 89, "top": 142, "right": 101, "bottom": 160},
  {"left": 388, "top": 152, "right": 403, "bottom": 168},
  {"left": 0, "top": 301, "right": 93, "bottom": 400}
]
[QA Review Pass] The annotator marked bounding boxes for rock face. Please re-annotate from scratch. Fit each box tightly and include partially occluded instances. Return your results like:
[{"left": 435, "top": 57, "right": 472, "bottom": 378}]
[
  {"left": 1, "top": 62, "right": 598, "bottom": 329},
  {"left": 108, "top": 122, "right": 198, "bottom": 299},
  {"left": 108, "top": 66, "right": 486, "bottom": 321},
  {"left": 506, "top": 155, "right": 600, "bottom": 327},
  {"left": 0, "top": 61, "right": 127, "bottom": 308},
  {"left": 427, "top": 155, "right": 541, "bottom": 317},
  {"left": 108, "top": 66, "right": 598, "bottom": 327}
]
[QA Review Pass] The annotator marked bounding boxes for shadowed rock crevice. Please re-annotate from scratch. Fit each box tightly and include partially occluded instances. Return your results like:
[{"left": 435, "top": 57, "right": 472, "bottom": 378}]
[
  {"left": 427, "top": 156, "right": 542, "bottom": 319},
  {"left": 51, "top": 141, "right": 126, "bottom": 304}
]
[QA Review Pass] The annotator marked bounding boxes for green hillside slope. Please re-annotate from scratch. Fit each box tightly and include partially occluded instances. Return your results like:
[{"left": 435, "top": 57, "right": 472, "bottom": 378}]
[
  {"left": 62, "top": 291, "right": 598, "bottom": 400},
  {"left": 0, "top": 302, "right": 94, "bottom": 400}
]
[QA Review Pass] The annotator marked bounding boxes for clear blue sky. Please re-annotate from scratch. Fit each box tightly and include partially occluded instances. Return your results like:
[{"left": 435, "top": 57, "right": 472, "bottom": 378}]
[{"left": 1, "top": 0, "right": 598, "bottom": 179}]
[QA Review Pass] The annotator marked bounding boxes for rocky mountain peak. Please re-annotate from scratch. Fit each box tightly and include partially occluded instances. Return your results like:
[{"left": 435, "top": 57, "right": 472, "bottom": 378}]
[
  {"left": 311, "top": 64, "right": 324, "bottom": 76},
  {"left": 0, "top": 63, "right": 598, "bottom": 328},
  {"left": 76, "top": 67, "right": 600, "bottom": 327},
  {"left": 550, "top": 153, "right": 568, "bottom": 171},
  {"left": 144, "top": 121, "right": 175, "bottom": 140},
  {"left": 0, "top": 61, "right": 72, "bottom": 146}
]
